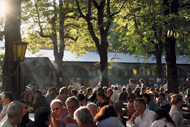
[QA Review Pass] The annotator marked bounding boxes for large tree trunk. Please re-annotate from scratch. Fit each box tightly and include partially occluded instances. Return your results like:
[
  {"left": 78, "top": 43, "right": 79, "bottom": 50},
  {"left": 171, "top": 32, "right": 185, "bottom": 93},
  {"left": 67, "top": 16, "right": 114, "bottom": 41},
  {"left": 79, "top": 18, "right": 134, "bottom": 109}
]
[
  {"left": 163, "top": 0, "right": 179, "bottom": 94},
  {"left": 155, "top": 42, "right": 163, "bottom": 88},
  {"left": 99, "top": 44, "right": 108, "bottom": 87},
  {"left": 165, "top": 35, "right": 178, "bottom": 94},
  {"left": 2, "top": 0, "right": 21, "bottom": 93},
  {"left": 156, "top": 54, "right": 162, "bottom": 88}
]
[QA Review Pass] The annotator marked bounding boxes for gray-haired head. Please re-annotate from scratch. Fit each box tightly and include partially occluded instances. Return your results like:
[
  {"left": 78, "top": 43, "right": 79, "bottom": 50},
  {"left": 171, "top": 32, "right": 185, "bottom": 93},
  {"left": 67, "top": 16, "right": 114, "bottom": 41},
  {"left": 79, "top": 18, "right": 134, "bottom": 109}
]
[
  {"left": 7, "top": 101, "right": 23, "bottom": 118},
  {"left": 65, "top": 96, "right": 80, "bottom": 108},
  {"left": 50, "top": 99, "right": 63, "bottom": 109},
  {"left": 74, "top": 106, "right": 94, "bottom": 126}
]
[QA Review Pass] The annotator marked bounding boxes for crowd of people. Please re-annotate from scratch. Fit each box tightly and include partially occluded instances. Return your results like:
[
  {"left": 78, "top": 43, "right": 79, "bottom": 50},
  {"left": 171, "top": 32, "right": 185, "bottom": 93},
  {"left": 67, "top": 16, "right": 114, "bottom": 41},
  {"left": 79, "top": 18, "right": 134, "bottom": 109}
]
[{"left": 0, "top": 77, "right": 190, "bottom": 127}]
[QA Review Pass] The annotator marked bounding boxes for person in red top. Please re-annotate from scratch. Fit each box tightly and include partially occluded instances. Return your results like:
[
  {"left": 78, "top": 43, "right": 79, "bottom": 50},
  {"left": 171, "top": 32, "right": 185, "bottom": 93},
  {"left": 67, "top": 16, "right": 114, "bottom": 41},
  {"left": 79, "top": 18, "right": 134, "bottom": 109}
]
[
  {"left": 74, "top": 106, "right": 98, "bottom": 127},
  {"left": 127, "top": 100, "right": 136, "bottom": 121},
  {"left": 50, "top": 99, "right": 69, "bottom": 127}
]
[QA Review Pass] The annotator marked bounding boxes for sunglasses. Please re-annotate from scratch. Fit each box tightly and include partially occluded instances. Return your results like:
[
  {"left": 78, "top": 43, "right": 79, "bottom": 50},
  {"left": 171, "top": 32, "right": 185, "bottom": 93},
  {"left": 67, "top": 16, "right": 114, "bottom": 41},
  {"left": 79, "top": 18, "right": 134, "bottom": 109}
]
[{"left": 52, "top": 107, "right": 60, "bottom": 111}]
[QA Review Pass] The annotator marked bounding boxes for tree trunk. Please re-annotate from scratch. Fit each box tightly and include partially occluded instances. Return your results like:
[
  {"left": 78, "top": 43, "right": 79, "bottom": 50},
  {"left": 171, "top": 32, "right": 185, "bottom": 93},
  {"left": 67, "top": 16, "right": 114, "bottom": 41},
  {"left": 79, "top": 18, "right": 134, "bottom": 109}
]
[
  {"left": 165, "top": 35, "right": 178, "bottom": 94},
  {"left": 163, "top": 0, "right": 179, "bottom": 94},
  {"left": 155, "top": 42, "right": 163, "bottom": 88},
  {"left": 156, "top": 54, "right": 162, "bottom": 88},
  {"left": 99, "top": 45, "right": 108, "bottom": 87},
  {"left": 2, "top": 0, "right": 21, "bottom": 93}
]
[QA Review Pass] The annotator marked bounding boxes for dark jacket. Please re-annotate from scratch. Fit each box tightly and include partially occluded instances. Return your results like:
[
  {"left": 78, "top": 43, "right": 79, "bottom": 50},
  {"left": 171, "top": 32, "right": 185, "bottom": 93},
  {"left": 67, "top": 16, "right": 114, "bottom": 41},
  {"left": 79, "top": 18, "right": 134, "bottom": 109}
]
[{"left": 33, "top": 96, "right": 49, "bottom": 110}]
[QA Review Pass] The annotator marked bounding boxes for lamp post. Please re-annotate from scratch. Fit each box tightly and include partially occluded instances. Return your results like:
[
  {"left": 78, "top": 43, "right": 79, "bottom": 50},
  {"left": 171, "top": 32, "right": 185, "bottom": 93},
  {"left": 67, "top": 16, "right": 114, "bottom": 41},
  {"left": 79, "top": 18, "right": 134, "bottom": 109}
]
[
  {"left": 133, "top": 68, "right": 137, "bottom": 83},
  {"left": 11, "top": 41, "right": 28, "bottom": 100}
]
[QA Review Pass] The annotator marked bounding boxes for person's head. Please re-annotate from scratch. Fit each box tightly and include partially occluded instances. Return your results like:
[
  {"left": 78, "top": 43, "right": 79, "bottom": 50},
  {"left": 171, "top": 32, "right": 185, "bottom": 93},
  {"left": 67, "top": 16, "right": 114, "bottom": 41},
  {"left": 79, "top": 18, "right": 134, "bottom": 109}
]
[
  {"left": 77, "top": 93, "right": 85, "bottom": 102},
  {"left": 127, "top": 87, "right": 132, "bottom": 94},
  {"left": 153, "top": 108, "right": 175, "bottom": 126},
  {"left": 94, "top": 105, "right": 118, "bottom": 121},
  {"left": 81, "top": 86, "right": 85, "bottom": 91},
  {"left": 133, "top": 89, "right": 140, "bottom": 98},
  {"left": 142, "top": 87, "right": 146, "bottom": 94},
  {"left": 2, "top": 92, "right": 14, "bottom": 105},
  {"left": 7, "top": 101, "right": 23, "bottom": 125},
  {"left": 178, "top": 86, "right": 182, "bottom": 92},
  {"left": 159, "top": 93, "right": 165, "bottom": 101},
  {"left": 50, "top": 99, "right": 64, "bottom": 117},
  {"left": 134, "top": 98, "right": 146, "bottom": 113},
  {"left": 146, "top": 87, "right": 150, "bottom": 92},
  {"left": 59, "top": 87, "right": 69, "bottom": 98},
  {"left": 35, "top": 107, "right": 51, "bottom": 126},
  {"left": 68, "top": 85, "right": 73, "bottom": 92},
  {"left": 72, "top": 77, "right": 76, "bottom": 81},
  {"left": 171, "top": 94, "right": 183, "bottom": 108},
  {"left": 74, "top": 106, "right": 94, "bottom": 126},
  {"left": 151, "top": 88, "right": 155, "bottom": 94},
  {"left": 127, "top": 100, "right": 135, "bottom": 114},
  {"left": 50, "top": 87, "right": 57, "bottom": 95},
  {"left": 107, "top": 88, "right": 113, "bottom": 96},
  {"left": 97, "top": 92, "right": 105, "bottom": 101},
  {"left": 186, "top": 77, "right": 190, "bottom": 85},
  {"left": 142, "top": 93, "right": 151, "bottom": 104},
  {"left": 71, "top": 89, "right": 78, "bottom": 96},
  {"left": 159, "top": 87, "right": 164, "bottom": 93},
  {"left": 135, "top": 87, "right": 140, "bottom": 92},
  {"left": 149, "top": 93, "right": 155, "bottom": 102},
  {"left": 87, "top": 87, "right": 93, "bottom": 95},
  {"left": 165, "top": 90, "right": 168, "bottom": 98},
  {"left": 77, "top": 78, "right": 81, "bottom": 83},
  {"left": 155, "top": 88, "right": 159, "bottom": 93},
  {"left": 118, "top": 92, "right": 128, "bottom": 102},
  {"left": 103, "top": 86, "right": 108, "bottom": 93},
  {"left": 114, "top": 86, "right": 118, "bottom": 91},
  {"left": 97, "top": 87, "right": 104, "bottom": 93},
  {"left": 20, "top": 100, "right": 28, "bottom": 116},
  {"left": 34, "top": 89, "right": 42, "bottom": 97},
  {"left": 139, "top": 79, "right": 145, "bottom": 84},
  {"left": 87, "top": 103, "right": 98, "bottom": 117},
  {"left": 122, "top": 87, "right": 126, "bottom": 92},
  {"left": 129, "top": 78, "right": 134, "bottom": 83},
  {"left": 66, "top": 96, "right": 80, "bottom": 117}
]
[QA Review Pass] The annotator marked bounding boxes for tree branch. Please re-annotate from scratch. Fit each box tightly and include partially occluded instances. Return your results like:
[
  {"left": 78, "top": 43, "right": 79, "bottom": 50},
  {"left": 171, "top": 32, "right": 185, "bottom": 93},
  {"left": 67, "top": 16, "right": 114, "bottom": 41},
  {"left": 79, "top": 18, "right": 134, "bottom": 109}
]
[
  {"left": 75, "top": 0, "right": 86, "bottom": 19},
  {"left": 37, "top": 31, "right": 52, "bottom": 38},
  {"left": 64, "top": 35, "right": 78, "bottom": 41},
  {"left": 91, "top": 0, "right": 99, "bottom": 9}
]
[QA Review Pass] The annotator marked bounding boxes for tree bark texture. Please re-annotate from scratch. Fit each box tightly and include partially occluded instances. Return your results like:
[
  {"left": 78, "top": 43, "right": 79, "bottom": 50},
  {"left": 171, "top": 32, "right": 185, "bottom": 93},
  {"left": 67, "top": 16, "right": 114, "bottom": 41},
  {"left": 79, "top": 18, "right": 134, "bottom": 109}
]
[
  {"left": 2, "top": 0, "right": 22, "bottom": 93},
  {"left": 165, "top": 36, "right": 178, "bottom": 94},
  {"left": 163, "top": 0, "right": 179, "bottom": 93}
]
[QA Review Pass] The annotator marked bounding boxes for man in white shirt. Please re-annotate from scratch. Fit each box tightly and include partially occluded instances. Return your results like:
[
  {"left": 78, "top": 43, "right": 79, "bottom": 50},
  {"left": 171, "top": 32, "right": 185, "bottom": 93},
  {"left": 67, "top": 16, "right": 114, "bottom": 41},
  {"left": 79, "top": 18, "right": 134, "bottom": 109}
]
[
  {"left": 107, "top": 88, "right": 118, "bottom": 103},
  {"left": 75, "top": 78, "right": 81, "bottom": 91},
  {"left": 130, "top": 98, "right": 155, "bottom": 127},
  {"left": 0, "top": 92, "right": 14, "bottom": 122}
]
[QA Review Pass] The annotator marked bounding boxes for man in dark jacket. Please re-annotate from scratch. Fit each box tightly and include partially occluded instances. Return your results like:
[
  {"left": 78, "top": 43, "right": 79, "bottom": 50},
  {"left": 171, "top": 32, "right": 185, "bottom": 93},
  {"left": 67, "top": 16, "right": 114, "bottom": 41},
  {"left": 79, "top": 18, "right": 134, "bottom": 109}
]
[{"left": 33, "top": 89, "right": 49, "bottom": 111}]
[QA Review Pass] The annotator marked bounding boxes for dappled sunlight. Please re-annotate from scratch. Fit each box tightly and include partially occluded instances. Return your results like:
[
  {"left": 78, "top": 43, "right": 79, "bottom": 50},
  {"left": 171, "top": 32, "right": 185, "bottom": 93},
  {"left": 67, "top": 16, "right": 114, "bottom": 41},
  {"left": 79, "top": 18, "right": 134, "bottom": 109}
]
[{"left": 0, "top": 1, "right": 6, "bottom": 16}]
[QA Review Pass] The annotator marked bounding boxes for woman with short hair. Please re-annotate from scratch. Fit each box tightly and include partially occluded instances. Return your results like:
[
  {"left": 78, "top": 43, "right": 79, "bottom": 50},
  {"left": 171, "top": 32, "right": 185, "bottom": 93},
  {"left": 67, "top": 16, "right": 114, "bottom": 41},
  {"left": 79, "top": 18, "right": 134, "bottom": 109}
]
[
  {"left": 169, "top": 94, "right": 188, "bottom": 127},
  {"left": 94, "top": 105, "right": 124, "bottom": 127},
  {"left": 151, "top": 108, "right": 175, "bottom": 127},
  {"left": 74, "top": 106, "right": 98, "bottom": 127},
  {"left": 142, "top": 93, "right": 155, "bottom": 111}
]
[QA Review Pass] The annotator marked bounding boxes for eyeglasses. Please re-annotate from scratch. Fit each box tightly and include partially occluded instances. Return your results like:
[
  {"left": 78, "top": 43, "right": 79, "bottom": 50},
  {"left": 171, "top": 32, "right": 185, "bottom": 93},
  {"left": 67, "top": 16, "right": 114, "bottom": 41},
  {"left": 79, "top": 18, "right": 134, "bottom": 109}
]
[{"left": 52, "top": 106, "right": 60, "bottom": 111}]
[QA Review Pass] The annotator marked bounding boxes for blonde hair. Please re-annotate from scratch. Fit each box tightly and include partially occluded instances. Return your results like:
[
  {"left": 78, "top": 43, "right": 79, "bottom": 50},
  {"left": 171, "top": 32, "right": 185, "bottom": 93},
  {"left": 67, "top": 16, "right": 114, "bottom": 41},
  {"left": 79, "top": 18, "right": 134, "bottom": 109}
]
[
  {"left": 171, "top": 94, "right": 183, "bottom": 105},
  {"left": 74, "top": 106, "right": 94, "bottom": 125}
]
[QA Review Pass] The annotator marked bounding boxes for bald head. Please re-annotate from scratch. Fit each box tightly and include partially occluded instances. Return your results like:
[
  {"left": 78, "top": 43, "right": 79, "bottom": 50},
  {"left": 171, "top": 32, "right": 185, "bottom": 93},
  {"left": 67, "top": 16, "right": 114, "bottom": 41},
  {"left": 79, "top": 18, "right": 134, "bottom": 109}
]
[{"left": 87, "top": 103, "right": 98, "bottom": 117}]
